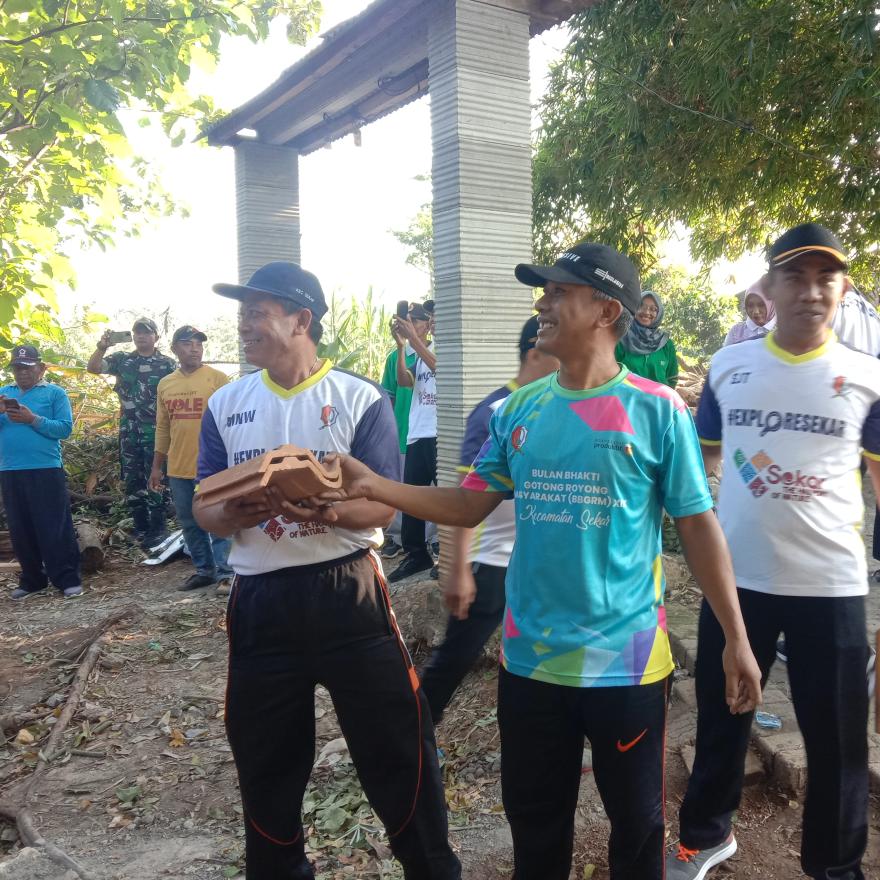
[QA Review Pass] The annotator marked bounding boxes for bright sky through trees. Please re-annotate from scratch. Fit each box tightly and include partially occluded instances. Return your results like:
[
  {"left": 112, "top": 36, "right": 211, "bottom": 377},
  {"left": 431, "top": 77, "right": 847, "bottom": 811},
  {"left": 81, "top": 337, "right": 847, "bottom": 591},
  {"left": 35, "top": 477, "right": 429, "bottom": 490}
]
[{"left": 63, "top": 0, "right": 764, "bottom": 332}]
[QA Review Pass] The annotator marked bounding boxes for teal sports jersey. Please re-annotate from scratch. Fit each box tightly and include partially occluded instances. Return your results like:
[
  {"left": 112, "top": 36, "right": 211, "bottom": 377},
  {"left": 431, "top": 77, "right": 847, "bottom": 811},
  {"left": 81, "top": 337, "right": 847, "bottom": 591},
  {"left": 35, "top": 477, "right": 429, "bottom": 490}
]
[{"left": 461, "top": 368, "right": 712, "bottom": 688}]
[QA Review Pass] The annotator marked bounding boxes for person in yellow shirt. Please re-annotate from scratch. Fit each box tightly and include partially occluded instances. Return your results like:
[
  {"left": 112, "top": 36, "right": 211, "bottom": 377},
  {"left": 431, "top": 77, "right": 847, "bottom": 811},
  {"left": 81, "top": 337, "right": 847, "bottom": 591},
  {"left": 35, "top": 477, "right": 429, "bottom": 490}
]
[{"left": 150, "top": 326, "right": 231, "bottom": 594}]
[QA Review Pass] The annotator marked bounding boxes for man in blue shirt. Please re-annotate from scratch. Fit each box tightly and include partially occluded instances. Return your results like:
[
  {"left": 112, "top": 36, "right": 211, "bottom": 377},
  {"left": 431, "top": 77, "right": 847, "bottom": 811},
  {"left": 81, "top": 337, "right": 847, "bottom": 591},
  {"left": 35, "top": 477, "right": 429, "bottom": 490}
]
[{"left": 0, "top": 345, "right": 81, "bottom": 599}]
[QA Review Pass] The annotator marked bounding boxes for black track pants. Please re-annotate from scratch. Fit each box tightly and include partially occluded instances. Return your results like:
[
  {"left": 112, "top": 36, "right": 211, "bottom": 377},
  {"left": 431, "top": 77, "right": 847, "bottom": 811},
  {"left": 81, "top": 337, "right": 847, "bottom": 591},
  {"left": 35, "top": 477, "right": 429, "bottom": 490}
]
[{"left": 225, "top": 551, "right": 461, "bottom": 880}]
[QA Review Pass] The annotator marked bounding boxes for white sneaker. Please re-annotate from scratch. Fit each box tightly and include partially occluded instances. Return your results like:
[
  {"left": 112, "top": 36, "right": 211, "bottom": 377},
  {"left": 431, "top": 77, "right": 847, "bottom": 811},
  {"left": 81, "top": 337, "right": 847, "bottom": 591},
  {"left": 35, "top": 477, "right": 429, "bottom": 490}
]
[{"left": 63, "top": 585, "right": 84, "bottom": 599}]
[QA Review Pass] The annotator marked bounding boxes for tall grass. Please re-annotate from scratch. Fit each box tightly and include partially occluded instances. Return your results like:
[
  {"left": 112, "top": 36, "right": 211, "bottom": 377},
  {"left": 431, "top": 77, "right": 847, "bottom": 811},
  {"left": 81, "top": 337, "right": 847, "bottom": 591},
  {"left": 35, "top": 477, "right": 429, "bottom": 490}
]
[{"left": 319, "top": 287, "right": 394, "bottom": 382}]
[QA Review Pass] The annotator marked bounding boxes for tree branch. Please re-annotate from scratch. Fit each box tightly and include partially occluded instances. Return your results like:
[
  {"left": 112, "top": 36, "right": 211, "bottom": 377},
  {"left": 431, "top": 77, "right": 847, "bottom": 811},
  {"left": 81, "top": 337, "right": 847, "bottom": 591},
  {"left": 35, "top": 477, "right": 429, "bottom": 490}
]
[{"left": 0, "top": 608, "right": 138, "bottom": 880}]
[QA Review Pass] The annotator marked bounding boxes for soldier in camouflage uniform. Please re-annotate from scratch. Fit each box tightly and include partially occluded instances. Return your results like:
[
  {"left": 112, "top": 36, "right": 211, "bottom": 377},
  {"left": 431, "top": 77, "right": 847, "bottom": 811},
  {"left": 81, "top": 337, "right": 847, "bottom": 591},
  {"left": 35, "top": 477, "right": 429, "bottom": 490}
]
[{"left": 88, "top": 317, "right": 176, "bottom": 547}]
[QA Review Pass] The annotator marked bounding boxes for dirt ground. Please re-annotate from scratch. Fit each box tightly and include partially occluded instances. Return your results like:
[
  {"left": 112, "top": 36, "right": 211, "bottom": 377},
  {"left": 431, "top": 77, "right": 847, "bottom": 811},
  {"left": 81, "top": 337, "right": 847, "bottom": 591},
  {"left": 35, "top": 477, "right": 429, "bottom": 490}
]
[{"left": 1, "top": 554, "right": 879, "bottom": 879}]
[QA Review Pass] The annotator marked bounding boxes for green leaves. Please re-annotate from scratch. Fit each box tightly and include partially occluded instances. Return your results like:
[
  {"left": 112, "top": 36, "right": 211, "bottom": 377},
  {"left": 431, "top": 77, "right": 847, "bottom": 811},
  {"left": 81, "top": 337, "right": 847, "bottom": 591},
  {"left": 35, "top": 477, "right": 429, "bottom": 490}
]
[
  {"left": 0, "top": 0, "right": 322, "bottom": 343},
  {"left": 83, "top": 80, "right": 121, "bottom": 113},
  {"left": 533, "top": 1, "right": 880, "bottom": 288}
]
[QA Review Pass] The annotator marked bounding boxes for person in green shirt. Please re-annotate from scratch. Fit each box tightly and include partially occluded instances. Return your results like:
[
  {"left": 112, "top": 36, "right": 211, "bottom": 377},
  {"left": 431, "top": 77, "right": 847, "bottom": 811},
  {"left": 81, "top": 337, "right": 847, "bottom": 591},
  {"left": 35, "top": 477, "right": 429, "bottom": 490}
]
[
  {"left": 615, "top": 291, "right": 679, "bottom": 387},
  {"left": 381, "top": 338, "right": 417, "bottom": 456}
]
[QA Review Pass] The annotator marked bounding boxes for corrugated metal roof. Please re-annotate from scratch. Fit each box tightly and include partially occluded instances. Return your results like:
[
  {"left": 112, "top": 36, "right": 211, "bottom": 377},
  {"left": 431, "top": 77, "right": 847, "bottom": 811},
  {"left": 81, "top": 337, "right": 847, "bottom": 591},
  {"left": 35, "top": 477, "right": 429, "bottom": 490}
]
[{"left": 204, "top": 0, "right": 599, "bottom": 154}]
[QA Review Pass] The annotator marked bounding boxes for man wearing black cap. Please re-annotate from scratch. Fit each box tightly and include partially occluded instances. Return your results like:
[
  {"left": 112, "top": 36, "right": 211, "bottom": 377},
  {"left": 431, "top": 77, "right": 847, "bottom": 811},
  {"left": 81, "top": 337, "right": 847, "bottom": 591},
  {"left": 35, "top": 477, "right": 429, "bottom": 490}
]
[
  {"left": 150, "top": 326, "right": 231, "bottom": 593},
  {"left": 419, "top": 315, "right": 558, "bottom": 725},
  {"left": 192, "top": 262, "right": 460, "bottom": 880},
  {"left": 379, "top": 303, "right": 429, "bottom": 560},
  {"left": 389, "top": 302, "right": 439, "bottom": 582},
  {"left": 671, "top": 224, "right": 880, "bottom": 880},
  {"left": 0, "top": 346, "right": 82, "bottom": 600},
  {"left": 317, "top": 242, "right": 761, "bottom": 880},
  {"left": 88, "top": 317, "right": 176, "bottom": 548}
]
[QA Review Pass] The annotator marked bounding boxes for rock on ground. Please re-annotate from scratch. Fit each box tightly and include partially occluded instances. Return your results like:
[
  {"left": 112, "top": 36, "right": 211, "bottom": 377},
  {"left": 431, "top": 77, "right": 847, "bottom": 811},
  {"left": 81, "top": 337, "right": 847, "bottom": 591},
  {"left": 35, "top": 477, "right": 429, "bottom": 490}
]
[{"left": 0, "top": 847, "right": 76, "bottom": 879}]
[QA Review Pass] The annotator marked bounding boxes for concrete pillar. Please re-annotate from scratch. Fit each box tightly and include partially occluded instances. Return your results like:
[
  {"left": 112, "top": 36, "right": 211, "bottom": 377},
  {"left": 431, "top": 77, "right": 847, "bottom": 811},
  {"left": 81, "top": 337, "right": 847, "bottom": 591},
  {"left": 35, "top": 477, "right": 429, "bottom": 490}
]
[
  {"left": 234, "top": 141, "right": 301, "bottom": 283},
  {"left": 428, "top": 0, "right": 534, "bottom": 486}
]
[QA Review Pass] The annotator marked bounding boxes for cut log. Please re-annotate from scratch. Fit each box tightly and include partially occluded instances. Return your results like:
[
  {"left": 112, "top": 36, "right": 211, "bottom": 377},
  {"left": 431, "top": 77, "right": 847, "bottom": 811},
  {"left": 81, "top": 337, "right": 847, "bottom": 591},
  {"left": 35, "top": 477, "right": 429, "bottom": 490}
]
[{"left": 74, "top": 522, "right": 104, "bottom": 574}]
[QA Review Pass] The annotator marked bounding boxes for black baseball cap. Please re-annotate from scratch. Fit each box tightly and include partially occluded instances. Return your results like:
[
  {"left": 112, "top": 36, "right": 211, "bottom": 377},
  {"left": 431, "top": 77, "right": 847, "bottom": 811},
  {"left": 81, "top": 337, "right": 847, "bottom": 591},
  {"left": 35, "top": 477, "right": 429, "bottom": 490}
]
[
  {"left": 172, "top": 325, "right": 207, "bottom": 345},
  {"left": 10, "top": 344, "right": 40, "bottom": 366},
  {"left": 515, "top": 243, "right": 642, "bottom": 314},
  {"left": 423, "top": 300, "right": 435, "bottom": 315},
  {"left": 213, "top": 261, "right": 328, "bottom": 321},
  {"left": 409, "top": 303, "right": 430, "bottom": 321},
  {"left": 132, "top": 316, "right": 159, "bottom": 334},
  {"left": 768, "top": 223, "right": 848, "bottom": 270},
  {"left": 518, "top": 315, "right": 540, "bottom": 356}
]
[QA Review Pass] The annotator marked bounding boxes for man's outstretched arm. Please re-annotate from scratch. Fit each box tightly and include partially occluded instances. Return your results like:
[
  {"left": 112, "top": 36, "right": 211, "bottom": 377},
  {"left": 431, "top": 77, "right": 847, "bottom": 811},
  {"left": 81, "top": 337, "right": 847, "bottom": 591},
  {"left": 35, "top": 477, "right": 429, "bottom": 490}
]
[{"left": 316, "top": 453, "right": 504, "bottom": 528}]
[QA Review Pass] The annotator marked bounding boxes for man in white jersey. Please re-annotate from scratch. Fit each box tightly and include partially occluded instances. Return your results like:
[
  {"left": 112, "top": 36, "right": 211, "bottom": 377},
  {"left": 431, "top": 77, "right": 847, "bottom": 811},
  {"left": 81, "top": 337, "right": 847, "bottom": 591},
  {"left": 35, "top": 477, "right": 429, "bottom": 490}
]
[
  {"left": 313, "top": 242, "right": 762, "bottom": 880},
  {"left": 193, "top": 262, "right": 460, "bottom": 880},
  {"left": 389, "top": 303, "right": 438, "bottom": 582},
  {"left": 420, "top": 315, "right": 558, "bottom": 723},
  {"left": 669, "top": 224, "right": 880, "bottom": 880}
]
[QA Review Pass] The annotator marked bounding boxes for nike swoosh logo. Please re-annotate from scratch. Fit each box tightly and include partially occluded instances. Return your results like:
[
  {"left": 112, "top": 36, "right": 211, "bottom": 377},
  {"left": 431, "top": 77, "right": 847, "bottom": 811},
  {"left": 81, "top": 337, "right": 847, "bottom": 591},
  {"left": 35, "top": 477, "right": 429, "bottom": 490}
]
[{"left": 616, "top": 728, "right": 648, "bottom": 753}]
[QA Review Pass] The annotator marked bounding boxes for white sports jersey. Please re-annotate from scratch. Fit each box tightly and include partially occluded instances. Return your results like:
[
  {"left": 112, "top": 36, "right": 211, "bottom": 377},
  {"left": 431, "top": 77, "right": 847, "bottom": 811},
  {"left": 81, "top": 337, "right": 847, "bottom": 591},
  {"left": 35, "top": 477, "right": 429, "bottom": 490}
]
[
  {"left": 697, "top": 333, "right": 880, "bottom": 597},
  {"left": 407, "top": 344, "right": 437, "bottom": 442},
  {"left": 197, "top": 361, "right": 400, "bottom": 575},
  {"left": 458, "top": 383, "right": 518, "bottom": 568},
  {"left": 831, "top": 289, "right": 880, "bottom": 356}
]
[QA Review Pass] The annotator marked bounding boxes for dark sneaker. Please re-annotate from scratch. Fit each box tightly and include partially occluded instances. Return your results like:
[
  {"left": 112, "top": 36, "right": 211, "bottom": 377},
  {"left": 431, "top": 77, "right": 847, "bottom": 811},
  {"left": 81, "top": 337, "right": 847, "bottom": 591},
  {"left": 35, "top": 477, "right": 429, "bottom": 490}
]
[
  {"left": 63, "top": 585, "right": 84, "bottom": 599},
  {"left": 388, "top": 553, "right": 433, "bottom": 583},
  {"left": 141, "top": 531, "right": 170, "bottom": 552},
  {"left": 775, "top": 639, "right": 787, "bottom": 663},
  {"left": 430, "top": 564, "right": 439, "bottom": 580},
  {"left": 381, "top": 538, "right": 403, "bottom": 559},
  {"left": 430, "top": 541, "right": 440, "bottom": 560},
  {"left": 666, "top": 835, "right": 737, "bottom": 880},
  {"left": 11, "top": 587, "right": 44, "bottom": 601},
  {"left": 177, "top": 574, "right": 216, "bottom": 592}
]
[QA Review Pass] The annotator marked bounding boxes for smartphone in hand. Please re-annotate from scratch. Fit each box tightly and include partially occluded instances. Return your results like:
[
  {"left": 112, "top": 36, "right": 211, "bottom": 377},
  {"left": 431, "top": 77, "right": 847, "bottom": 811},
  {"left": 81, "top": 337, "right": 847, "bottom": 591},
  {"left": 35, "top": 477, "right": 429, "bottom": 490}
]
[
  {"left": 107, "top": 330, "right": 132, "bottom": 345},
  {"left": 396, "top": 300, "right": 409, "bottom": 320},
  {"left": 4, "top": 398, "right": 20, "bottom": 412}
]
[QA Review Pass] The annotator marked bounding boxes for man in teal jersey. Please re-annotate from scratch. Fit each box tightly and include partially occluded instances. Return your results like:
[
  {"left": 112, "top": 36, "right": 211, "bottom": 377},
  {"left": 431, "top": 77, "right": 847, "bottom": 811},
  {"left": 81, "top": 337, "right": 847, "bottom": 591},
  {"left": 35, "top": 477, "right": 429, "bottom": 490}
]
[{"left": 314, "top": 242, "right": 762, "bottom": 880}]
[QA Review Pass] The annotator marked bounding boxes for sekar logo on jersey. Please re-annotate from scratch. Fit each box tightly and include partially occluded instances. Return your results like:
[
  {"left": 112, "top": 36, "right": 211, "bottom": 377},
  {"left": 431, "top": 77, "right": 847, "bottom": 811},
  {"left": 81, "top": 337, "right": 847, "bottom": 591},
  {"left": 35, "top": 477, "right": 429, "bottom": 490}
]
[
  {"left": 511, "top": 425, "right": 528, "bottom": 452},
  {"left": 733, "top": 448, "right": 826, "bottom": 503},
  {"left": 319, "top": 405, "right": 339, "bottom": 429},
  {"left": 832, "top": 375, "right": 850, "bottom": 399}
]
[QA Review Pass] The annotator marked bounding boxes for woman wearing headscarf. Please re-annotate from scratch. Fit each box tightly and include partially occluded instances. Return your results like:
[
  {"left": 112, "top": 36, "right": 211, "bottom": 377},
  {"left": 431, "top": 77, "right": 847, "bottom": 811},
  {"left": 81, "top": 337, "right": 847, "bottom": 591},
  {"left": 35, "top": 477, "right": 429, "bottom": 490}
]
[
  {"left": 615, "top": 291, "right": 679, "bottom": 387},
  {"left": 723, "top": 278, "right": 777, "bottom": 346}
]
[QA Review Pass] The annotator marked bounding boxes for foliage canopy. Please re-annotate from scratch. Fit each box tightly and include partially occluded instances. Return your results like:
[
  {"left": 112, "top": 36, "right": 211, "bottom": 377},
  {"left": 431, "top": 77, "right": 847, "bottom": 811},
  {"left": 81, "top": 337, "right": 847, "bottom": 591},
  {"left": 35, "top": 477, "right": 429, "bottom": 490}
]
[
  {"left": 0, "top": 0, "right": 321, "bottom": 348},
  {"left": 533, "top": 1, "right": 880, "bottom": 287}
]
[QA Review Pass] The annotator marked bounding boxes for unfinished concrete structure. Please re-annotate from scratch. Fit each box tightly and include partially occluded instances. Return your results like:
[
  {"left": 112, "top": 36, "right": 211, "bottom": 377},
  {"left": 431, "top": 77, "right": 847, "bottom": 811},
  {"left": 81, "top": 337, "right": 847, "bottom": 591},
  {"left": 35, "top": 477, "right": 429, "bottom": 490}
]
[{"left": 206, "top": 0, "right": 596, "bottom": 482}]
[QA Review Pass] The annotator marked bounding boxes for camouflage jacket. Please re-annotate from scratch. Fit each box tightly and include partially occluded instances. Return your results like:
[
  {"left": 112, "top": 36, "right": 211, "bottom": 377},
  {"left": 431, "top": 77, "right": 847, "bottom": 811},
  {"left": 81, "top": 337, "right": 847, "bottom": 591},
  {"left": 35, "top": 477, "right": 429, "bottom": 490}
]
[{"left": 102, "top": 350, "right": 176, "bottom": 435}]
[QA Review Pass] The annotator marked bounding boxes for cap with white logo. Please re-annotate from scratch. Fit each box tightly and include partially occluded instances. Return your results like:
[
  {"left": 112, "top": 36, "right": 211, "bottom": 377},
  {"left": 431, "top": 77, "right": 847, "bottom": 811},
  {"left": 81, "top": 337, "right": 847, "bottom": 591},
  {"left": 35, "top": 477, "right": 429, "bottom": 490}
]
[
  {"left": 515, "top": 243, "right": 641, "bottom": 314},
  {"left": 10, "top": 344, "right": 40, "bottom": 367}
]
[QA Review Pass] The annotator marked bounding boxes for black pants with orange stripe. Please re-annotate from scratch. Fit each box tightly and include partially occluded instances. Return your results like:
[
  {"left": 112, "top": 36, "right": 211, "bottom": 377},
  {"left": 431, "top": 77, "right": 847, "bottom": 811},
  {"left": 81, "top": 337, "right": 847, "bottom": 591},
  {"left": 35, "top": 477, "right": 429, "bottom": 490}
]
[
  {"left": 498, "top": 667, "right": 669, "bottom": 880},
  {"left": 225, "top": 551, "right": 461, "bottom": 880}
]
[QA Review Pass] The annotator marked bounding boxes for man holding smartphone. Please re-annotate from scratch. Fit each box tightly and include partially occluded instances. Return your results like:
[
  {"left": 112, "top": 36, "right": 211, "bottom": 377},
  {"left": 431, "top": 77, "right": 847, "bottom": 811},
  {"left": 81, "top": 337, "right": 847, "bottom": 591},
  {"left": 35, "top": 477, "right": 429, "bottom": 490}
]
[
  {"left": 88, "top": 317, "right": 175, "bottom": 549},
  {"left": 389, "top": 302, "right": 438, "bottom": 582},
  {"left": 1, "top": 346, "right": 82, "bottom": 600},
  {"left": 379, "top": 301, "right": 420, "bottom": 560}
]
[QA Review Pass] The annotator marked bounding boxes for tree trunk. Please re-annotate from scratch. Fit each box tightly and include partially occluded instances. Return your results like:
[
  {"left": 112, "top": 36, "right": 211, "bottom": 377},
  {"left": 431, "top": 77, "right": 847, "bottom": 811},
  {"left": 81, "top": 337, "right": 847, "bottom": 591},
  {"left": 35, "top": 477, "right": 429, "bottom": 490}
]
[{"left": 75, "top": 522, "right": 104, "bottom": 574}]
